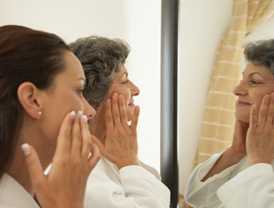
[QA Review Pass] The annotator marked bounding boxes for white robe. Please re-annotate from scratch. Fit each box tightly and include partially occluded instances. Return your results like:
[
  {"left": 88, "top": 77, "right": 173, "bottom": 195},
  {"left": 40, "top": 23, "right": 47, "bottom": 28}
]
[
  {"left": 0, "top": 159, "right": 170, "bottom": 208},
  {"left": 185, "top": 153, "right": 274, "bottom": 208},
  {"left": 85, "top": 158, "right": 170, "bottom": 208},
  {"left": 0, "top": 174, "right": 39, "bottom": 208}
]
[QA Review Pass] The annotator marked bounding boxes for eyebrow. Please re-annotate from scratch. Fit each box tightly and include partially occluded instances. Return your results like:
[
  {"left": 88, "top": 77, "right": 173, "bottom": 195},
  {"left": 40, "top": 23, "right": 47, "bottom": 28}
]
[{"left": 242, "top": 72, "right": 263, "bottom": 77}]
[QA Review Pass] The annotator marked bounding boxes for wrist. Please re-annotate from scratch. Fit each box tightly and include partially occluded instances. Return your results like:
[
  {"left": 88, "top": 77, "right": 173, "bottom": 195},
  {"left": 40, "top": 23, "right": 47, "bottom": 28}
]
[{"left": 227, "top": 147, "right": 245, "bottom": 161}]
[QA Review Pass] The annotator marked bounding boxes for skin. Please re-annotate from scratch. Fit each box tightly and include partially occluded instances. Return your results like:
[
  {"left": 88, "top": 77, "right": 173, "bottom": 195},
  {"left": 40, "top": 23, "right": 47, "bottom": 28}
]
[
  {"left": 90, "top": 64, "right": 140, "bottom": 144},
  {"left": 89, "top": 64, "right": 141, "bottom": 168},
  {"left": 184, "top": 63, "right": 274, "bottom": 208},
  {"left": 7, "top": 51, "right": 97, "bottom": 204},
  {"left": 202, "top": 63, "right": 274, "bottom": 181},
  {"left": 247, "top": 92, "right": 274, "bottom": 164}
]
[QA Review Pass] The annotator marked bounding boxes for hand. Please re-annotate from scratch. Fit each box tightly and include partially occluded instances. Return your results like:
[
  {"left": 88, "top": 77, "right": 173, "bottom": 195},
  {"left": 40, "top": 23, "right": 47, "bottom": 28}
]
[
  {"left": 246, "top": 93, "right": 274, "bottom": 164},
  {"left": 229, "top": 120, "right": 249, "bottom": 158},
  {"left": 202, "top": 118, "right": 248, "bottom": 181},
  {"left": 94, "top": 93, "right": 140, "bottom": 169},
  {"left": 22, "top": 111, "right": 100, "bottom": 208}
]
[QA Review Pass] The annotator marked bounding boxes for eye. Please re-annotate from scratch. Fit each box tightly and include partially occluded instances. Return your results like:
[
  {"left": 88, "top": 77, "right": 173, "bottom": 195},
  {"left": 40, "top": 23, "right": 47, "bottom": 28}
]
[{"left": 248, "top": 80, "right": 261, "bottom": 86}]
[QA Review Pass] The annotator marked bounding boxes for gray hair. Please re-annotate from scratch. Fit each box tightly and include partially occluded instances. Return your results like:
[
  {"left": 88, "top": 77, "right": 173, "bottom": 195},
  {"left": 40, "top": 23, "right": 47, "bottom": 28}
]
[
  {"left": 244, "top": 39, "right": 274, "bottom": 74},
  {"left": 70, "top": 36, "right": 130, "bottom": 108}
]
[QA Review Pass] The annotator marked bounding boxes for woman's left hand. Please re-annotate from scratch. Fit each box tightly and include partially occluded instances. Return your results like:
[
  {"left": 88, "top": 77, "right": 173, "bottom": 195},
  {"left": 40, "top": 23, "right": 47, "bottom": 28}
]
[{"left": 246, "top": 93, "right": 274, "bottom": 164}]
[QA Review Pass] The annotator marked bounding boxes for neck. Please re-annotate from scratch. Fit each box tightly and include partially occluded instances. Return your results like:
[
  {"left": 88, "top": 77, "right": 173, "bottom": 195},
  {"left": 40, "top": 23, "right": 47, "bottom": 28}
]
[{"left": 6, "top": 120, "right": 53, "bottom": 194}]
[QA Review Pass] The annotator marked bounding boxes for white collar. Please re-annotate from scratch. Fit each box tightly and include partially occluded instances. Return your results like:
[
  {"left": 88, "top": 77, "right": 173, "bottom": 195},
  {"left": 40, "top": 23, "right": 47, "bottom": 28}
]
[{"left": 0, "top": 174, "right": 39, "bottom": 208}]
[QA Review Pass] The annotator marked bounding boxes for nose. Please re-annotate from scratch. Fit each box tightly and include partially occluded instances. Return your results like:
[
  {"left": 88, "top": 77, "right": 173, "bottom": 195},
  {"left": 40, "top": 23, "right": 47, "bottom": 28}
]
[
  {"left": 83, "top": 98, "right": 96, "bottom": 120},
  {"left": 233, "top": 80, "right": 247, "bottom": 97},
  {"left": 130, "top": 81, "right": 140, "bottom": 96}
]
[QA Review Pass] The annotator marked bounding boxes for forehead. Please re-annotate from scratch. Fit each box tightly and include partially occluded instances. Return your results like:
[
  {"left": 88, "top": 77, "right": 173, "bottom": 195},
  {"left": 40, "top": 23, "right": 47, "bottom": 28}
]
[
  {"left": 243, "top": 63, "right": 273, "bottom": 77},
  {"left": 55, "top": 51, "right": 85, "bottom": 83}
]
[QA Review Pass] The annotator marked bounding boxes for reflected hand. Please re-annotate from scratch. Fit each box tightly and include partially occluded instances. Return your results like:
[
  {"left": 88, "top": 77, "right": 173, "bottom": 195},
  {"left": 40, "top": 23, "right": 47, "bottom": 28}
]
[{"left": 247, "top": 94, "right": 274, "bottom": 164}]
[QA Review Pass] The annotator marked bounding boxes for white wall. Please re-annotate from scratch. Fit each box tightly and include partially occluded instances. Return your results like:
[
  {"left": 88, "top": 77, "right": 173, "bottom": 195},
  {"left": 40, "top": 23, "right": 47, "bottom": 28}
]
[
  {"left": 0, "top": 0, "right": 162, "bottom": 170},
  {"left": 124, "top": 1, "right": 162, "bottom": 170},
  {"left": 178, "top": 0, "right": 233, "bottom": 193}
]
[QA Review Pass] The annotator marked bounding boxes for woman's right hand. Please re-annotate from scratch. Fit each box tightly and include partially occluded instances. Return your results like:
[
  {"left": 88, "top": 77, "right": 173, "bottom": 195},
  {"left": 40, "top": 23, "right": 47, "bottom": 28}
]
[{"left": 22, "top": 111, "right": 100, "bottom": 208}]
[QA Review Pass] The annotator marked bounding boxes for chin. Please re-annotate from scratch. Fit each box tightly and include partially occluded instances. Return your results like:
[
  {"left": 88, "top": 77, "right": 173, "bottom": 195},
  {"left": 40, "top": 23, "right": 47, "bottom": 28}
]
[{"left": 235, "top": 112, "right": 249, "bottom": 123}]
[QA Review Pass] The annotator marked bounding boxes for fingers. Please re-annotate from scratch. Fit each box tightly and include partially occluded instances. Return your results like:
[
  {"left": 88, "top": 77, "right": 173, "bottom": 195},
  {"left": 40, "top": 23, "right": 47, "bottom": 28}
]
[
  {"left": 55, "top": 111, "right": 76, "bottom": 158},
  {"left": 118, "top": 95, "right": 129, "bottom": 129},
  {"left": 258, "top": 94, "right": 270, "bottom": 125},
  {"left": 250, "top": 105, "right": 258, "bottom": 130},
  {"left": 131, "top": 105, "right": 140, "bottom": 133},
  {"left": 22, "top": 144, "right": 46, "bottom": 193},
  {"left": 71, "top": 111, "right": 82, "bottom": 158},
  {"left": 266, "top": 93, "right": 274, "bottom": 127},
  {"left": 105, "top": 99, "right": 114, "bottom": 134},
  {"left": 112, "top": 94, "right": 122, "bottom": 127},
  {"left": 81, "top": 114, "right": 92, "bottom": 158}
]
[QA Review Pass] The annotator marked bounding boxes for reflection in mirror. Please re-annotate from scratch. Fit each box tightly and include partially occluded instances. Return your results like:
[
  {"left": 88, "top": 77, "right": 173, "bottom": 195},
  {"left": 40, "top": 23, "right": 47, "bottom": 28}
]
[{"left": 179, "top": 0, "right": 274, "bottom": 207}]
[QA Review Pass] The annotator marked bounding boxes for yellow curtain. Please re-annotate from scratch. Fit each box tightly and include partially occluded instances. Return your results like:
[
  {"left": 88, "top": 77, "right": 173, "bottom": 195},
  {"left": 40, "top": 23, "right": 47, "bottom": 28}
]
[{"left": 195, "top": 0, "right": 274, "bottom": 165}]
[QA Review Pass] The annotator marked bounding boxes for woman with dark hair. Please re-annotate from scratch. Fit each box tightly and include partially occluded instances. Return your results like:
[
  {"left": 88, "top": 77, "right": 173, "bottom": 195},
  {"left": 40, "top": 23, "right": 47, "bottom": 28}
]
[
  {"left": 70, "top": 36, "right": 170, "bottom": 208},
  {"left": 185, "top": 39, "right": 274, "bottom": 208},
  {"left": 0, "top": 25, "right": 100, "bottom": 208}
]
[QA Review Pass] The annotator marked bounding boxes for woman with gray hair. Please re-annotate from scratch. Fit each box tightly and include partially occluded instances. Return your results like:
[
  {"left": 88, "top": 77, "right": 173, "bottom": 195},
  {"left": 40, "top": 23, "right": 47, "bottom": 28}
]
[
  {"left": 185, "top": 39, "right": 274, "bottom": 208},
  {"left": 70, "top": 36, "right": 170, "bottom": 208}
]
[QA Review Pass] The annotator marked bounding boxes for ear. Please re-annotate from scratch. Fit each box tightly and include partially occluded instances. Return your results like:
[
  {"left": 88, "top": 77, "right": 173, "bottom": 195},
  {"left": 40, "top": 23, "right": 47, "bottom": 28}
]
[{"left": 17, "top": 82, "right": 43, "bottom": 120}]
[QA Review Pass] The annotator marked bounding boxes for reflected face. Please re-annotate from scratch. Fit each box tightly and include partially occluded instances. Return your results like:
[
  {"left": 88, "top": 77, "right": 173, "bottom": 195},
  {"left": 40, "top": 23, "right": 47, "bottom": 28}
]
[
  {"left": 106, "top": 64, "right": 140, "bottom": 116},
  {"left": 40, "top": 51, "right": 96, "bottom": 149},
  {"left": 234, "top": 63, "right": 274, "bottom": 123}
]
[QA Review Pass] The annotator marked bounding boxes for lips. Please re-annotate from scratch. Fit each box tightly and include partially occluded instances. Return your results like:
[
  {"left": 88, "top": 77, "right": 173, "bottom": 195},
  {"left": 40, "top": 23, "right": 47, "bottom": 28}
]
[{"left": 237, "top": 100, "right": 252, "bottom": 106}]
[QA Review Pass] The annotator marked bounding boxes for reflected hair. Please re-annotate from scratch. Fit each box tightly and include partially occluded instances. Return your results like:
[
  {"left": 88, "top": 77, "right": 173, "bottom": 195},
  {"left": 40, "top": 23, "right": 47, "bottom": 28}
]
[
  {"left": 244, "top": 39, "right": 274, "bottom": 74},
  {"left": 70, "top": 36, "right": 129, "bottom": 108}
]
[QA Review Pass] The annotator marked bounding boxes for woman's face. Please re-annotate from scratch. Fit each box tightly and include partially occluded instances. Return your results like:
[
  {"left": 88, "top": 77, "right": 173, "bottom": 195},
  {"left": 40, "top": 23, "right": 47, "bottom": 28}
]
[
  {"left": 234, "top": 63, "right": 274, "bottom": 123},
  {"left": 38, "top": 51, "right": 96, "bottom": 149},
  {"left": 90, "top": 64, "right": 140, "bottom": 140},
  {"left": 107, "top": 64, "right": 140, "bottom": 116}
]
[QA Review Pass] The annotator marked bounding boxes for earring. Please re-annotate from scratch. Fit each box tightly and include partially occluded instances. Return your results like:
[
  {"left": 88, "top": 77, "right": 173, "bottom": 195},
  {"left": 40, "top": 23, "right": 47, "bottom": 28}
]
[{"left": 38, "top": 111, "right": 42, "bottom": 116}]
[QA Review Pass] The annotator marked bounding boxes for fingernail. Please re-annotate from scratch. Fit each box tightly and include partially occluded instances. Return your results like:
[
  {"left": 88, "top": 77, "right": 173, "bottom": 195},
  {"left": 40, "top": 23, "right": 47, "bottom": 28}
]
[
  {"left": 78, "top": 111, "right": 83, "bottom": 117},
  {"left": 82, "top": 115, "right": 88, "bottom": 123},
  {"left": 69, "top": 111, "right": 76, "bottom": 118},
  {"left": 21, "top": 143, "right": 31, "bottom": 156}
]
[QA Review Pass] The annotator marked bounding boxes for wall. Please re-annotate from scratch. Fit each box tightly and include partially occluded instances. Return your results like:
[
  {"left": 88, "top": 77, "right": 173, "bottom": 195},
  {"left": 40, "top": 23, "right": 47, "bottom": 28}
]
[{"left": 0, "top": 0, "right": 162, "bottom": 170}]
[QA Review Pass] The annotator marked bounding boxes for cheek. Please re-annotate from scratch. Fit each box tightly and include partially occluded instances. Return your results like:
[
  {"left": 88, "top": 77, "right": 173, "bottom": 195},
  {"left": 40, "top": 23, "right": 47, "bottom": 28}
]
[
  {"left": 250, "top": 88, "right": 274, "bottom": 106},
  {"left": 108, "top": 85, "right": 131, "bottom": 101},
  {"left": 43, "top": 93, "right": 84, "bottom": 141}
]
